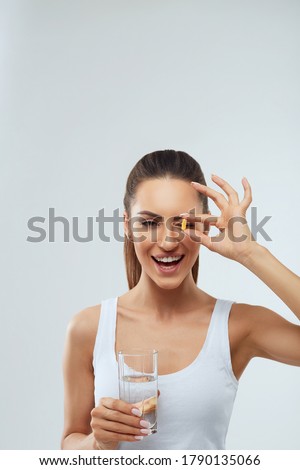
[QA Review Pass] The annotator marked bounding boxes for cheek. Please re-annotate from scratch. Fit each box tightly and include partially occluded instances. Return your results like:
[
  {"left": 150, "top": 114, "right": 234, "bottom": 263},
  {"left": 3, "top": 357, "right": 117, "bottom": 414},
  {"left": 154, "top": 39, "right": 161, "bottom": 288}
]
[
  {"left": 133, "top": 237, "right": 152, "bottom": 260},
  {"left": 182, "top": 232, "right": 200, "bottom": 250}
]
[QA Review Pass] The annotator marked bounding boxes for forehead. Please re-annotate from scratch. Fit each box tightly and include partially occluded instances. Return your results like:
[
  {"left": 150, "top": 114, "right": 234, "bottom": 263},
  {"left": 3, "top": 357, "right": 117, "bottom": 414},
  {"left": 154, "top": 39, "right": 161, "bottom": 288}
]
[{"left": 131, "top": 178, "right": 202, "bottom": 216}]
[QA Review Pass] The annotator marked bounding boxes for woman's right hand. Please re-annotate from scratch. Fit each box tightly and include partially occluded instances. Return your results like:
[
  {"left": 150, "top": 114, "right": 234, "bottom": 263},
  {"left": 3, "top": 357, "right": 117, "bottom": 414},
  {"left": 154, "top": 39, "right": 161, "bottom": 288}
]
[{"left": 90, "top": 396, "right": 153, "bottom": 450}]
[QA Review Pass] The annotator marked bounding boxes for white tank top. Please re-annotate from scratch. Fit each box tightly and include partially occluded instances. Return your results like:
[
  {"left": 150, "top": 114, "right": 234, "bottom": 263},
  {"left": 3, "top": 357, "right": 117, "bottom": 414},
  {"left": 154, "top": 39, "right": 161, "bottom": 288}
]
[{"left": 93, "top": 297, "right": 239, "bottom": 450}]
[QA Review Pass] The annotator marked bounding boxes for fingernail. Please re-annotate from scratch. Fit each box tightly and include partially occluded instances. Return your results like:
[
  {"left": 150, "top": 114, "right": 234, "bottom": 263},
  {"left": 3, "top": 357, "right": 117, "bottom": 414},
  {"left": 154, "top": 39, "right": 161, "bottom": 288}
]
[
  {"left": 131, "top": 408, "right": 142, "bottom": 417},
  {"left": 135, "top": 436, "right": 144, "bottom": 440},
  {"left": 179, "top": 212, "right": 189, "bottom": 217},
  {"left": 140, "top": 419, "right": 151, "bottom": 428},
  {"left": 140, "top": 428, "right": 152, "bottom": 435},
  {"left": 191, "top": 181, "right": 200, "bottom": 185}
]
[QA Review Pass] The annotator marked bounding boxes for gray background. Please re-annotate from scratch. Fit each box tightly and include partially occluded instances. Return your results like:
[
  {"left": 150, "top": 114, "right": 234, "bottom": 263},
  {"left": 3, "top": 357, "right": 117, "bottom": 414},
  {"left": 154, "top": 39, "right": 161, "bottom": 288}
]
[{"left": 1, "top": 0, "right": 299, "bottom": 449}]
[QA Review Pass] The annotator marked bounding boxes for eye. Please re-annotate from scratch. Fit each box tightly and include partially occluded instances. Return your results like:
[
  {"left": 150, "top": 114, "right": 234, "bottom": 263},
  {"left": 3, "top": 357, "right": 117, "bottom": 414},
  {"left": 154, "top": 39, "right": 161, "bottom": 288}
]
[{"left": 141, "top": 220, "right": 158, "bottom": 227}]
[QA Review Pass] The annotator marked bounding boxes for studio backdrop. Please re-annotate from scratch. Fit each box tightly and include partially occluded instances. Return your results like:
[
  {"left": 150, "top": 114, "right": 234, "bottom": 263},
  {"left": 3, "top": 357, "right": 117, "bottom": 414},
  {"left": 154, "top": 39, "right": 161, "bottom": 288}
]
[{"left": 0, "top": 0, "right": 299, "bottom": 449}]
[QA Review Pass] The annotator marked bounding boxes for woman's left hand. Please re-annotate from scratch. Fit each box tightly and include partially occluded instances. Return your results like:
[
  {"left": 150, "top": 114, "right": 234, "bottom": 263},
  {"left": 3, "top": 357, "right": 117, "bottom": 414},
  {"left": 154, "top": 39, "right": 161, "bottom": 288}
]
[{"left": 180, "top": 174, "right": 259, "bottom": 264}]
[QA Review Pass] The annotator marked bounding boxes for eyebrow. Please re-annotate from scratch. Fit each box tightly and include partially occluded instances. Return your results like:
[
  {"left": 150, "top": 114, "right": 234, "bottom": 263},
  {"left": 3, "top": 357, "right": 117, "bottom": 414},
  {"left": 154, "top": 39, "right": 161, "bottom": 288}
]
[{"left": 137, "top": 210, "right": 184, "bottom": 221}]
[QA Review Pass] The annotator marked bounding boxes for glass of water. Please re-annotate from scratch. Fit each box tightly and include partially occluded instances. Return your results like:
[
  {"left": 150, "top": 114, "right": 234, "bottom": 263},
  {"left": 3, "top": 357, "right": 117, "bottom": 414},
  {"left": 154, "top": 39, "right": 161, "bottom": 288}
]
[{"left": 118, "top": 348, "right": 158, "bottom": 434}]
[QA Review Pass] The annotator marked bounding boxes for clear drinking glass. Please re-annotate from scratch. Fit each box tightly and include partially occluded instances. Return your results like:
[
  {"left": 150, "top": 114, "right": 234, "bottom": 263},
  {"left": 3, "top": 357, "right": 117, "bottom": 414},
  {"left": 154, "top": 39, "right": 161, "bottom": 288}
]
[{"left": 118, "top": 348, "right": 158, "bottom": 434}]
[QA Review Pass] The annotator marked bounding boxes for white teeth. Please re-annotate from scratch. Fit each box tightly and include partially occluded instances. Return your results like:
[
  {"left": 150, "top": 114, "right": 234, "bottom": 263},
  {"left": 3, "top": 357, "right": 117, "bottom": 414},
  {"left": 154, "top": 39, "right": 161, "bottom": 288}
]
[{"left": 154, "top": 256, "right": 182, "bottom": 263}]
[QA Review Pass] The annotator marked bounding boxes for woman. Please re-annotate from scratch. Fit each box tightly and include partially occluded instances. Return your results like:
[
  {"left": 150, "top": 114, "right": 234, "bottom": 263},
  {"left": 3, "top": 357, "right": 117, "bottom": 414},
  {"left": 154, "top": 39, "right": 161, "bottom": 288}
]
[{"left": 61, "top": 149, "right": 300, "bottom": 450}]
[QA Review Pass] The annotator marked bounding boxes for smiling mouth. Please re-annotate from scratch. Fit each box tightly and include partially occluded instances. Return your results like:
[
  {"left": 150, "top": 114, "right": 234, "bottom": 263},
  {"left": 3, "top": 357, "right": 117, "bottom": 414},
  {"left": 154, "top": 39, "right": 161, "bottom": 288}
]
[{"left": 151, "top": 255, "right": 185, "bottom": 267}]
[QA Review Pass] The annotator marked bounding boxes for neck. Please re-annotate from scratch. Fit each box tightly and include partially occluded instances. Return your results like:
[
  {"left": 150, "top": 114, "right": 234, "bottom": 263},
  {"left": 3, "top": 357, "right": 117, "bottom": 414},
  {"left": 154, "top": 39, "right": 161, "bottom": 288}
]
[{"left": 127, "top": 271, "right": 205, "bottom": 319}]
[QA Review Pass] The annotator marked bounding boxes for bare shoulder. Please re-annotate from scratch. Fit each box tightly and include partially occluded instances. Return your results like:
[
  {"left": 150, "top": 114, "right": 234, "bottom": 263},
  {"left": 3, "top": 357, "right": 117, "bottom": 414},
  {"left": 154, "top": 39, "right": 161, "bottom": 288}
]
[
  {"left": 229, "top": 301, "right": 300, "bottom": 366},
  {"left": 228, "top": 301, "right": 299, "bottom": 349},
  {"left": 229, "top": 301, "right": 256, "bottom": 330},
  {"left": 230, "top": 301, "right": 296, "bottom": 327},
  {"left": 226, "top": 301, "right": 283, "bottom": 350},
  {"left": 66, "top": 304, "right": 101, "bottom": 357},
  {"left": 225, "top": 302, "right": 283, "bottom": 378}
]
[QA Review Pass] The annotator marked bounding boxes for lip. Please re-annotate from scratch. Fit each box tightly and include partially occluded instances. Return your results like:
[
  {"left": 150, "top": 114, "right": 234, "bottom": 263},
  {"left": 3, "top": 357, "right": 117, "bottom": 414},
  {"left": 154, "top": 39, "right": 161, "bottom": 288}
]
[
  {"left": 151, "top": 255, "right": 185, "bottom": 275},
  {"left": 152, "top": 253, "right": 184, "bottom": 258}
]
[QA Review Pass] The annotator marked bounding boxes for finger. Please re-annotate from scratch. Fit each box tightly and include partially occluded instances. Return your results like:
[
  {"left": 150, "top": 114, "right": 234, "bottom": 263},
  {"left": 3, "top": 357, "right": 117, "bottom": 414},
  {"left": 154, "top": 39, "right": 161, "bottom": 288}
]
[
  {"left": 179, "top": 213, "right": 219, "bottom": 225},
  {"left": 96, "top": 418, "right": 151, "bottom": 437},
  {"left": 184, "top": 228, "right": 212, "bottom": 247},
  {"left": 99, "top": 397, "right": 142, "bottom": 418},
  {"left": 211, "top": 174, "right": 240, "bottom": 204},
  {"left": 179, "top": 214, "right": 220, "bottom": 234},
  {"left": 185, "top": 227, "right": 226, "bottom": 249},
  {"left": 190, "top": 182, "right": 228, "bottom": 210},
  {"left": 95, "top": 428, "right": 145, "bottom": 443},
  {"left": 240, "top": 177, "right": 252, "bottom": 211},
  {"left": 92, "top": 405, "right": 147, "bottom": 431},
  {"left": 133, "top": 395, "right": 157, "bottom": 415}
]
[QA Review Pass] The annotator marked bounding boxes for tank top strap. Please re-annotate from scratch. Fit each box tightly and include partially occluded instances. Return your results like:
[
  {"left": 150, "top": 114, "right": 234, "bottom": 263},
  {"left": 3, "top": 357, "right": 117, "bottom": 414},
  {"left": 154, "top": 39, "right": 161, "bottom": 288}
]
[
  {"left": 202, "top": 298, "right": 238, "bottom": 385},
  {"left": 93, "top": 297, "right": 118, "bottom": 371}
]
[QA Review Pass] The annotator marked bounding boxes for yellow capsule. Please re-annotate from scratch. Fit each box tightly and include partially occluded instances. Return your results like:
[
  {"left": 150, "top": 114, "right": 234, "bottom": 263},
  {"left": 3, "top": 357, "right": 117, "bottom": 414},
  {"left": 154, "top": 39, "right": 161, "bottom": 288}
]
[{"left": 181, "top": 218, "right": 187, "bottom": 231}]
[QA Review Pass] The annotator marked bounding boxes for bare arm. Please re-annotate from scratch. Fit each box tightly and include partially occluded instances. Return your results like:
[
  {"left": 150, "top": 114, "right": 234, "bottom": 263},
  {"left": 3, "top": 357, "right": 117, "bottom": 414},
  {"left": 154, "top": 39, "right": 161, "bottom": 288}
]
[
  {"left": 241, "top": 244, "right": 300, "bottom": 321},
  {"left": 237, "top": 302, "right": 300, "bottom": 366},
  {"left": 186, "top": 175, "right": 300, "bottom": 367},
  {"left": 62, "top": 433, "right": 98, "bottom": 450},
  {"left": 61, "top": 307, "right": 99, "bottom": 449},
  {"left": 240, "top": 244, "right": 300, "bottom": 365},
  {"left": 60, "top": 306, "right": 151, "bottom": 450}
]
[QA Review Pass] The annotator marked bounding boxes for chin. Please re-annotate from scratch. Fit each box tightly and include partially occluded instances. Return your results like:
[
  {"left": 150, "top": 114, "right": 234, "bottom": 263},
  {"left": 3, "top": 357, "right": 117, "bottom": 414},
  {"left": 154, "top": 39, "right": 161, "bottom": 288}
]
[{"left": 152, "top": 276, "right": 185, "bottom": 290}]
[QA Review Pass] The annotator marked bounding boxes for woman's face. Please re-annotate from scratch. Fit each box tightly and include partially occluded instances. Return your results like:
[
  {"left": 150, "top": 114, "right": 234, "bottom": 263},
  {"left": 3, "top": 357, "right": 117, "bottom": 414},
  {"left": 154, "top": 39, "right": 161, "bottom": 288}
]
[{"left": 124, "top": 178, "right": 209, "bottom": 289}]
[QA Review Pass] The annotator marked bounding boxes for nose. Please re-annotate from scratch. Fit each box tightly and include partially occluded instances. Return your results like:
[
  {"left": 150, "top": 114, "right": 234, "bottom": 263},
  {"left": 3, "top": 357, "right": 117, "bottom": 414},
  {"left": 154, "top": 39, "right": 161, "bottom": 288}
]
[{"left": 156, "top": 222, "right": 181, "bottom": 250}]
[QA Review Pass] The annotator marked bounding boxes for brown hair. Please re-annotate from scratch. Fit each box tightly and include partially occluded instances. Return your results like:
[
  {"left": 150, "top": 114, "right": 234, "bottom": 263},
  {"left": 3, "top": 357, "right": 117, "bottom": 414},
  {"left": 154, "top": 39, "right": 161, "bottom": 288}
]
[{"left": 123, "top": 149, "right": 209, "bottom": 289}]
